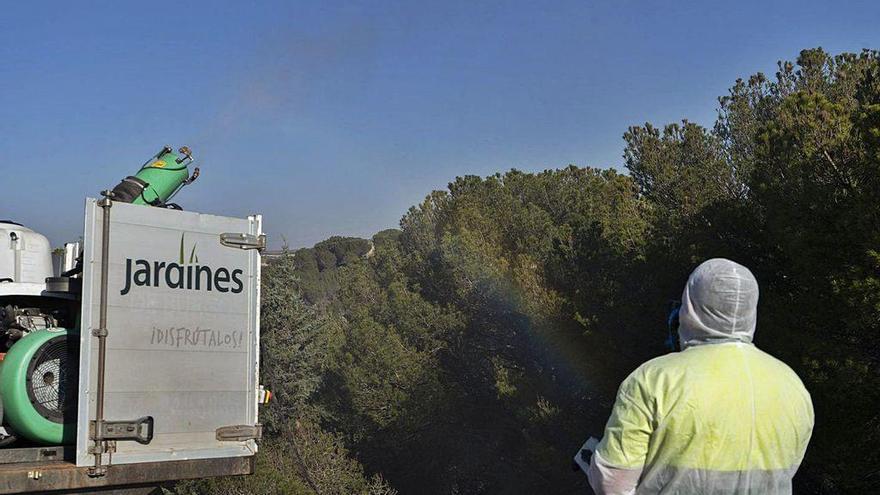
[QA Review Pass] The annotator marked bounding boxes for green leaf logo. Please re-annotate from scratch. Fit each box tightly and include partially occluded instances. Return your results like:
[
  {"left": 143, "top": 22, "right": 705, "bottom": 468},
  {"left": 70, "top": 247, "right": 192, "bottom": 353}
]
[{"left": 179, "top": 233, "right": 199, "bottom": 264}]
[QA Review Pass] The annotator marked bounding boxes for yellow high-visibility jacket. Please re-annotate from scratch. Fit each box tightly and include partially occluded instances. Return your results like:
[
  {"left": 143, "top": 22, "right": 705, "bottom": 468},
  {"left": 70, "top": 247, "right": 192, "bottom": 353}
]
[{"left": 589, "top": 342, "right": 814, "bottom": 494}]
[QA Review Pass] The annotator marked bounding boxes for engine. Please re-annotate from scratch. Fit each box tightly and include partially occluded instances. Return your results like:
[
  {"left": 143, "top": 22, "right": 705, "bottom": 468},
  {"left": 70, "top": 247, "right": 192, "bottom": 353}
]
[{"left": 0, "top": 305, "right": 57, "bottom": 347}]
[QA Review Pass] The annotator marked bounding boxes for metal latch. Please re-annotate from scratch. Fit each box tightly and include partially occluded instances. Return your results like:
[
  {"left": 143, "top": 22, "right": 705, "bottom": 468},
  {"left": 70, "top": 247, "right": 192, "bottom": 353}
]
[
  {"left": 216, "top": 424, "right": 262, "bottom": 442},
  {"left": 91, "top": 416, "right": 154, "bottom": 445},
  {"left": 220, "top": 233, "right": 266, "bottom": 251}
]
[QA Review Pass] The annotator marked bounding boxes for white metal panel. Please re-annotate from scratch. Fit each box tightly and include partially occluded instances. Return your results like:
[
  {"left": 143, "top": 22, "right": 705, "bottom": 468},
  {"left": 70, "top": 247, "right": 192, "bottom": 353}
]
[{"left": 77, "top": 199, "right": 261, "bottom": 466}]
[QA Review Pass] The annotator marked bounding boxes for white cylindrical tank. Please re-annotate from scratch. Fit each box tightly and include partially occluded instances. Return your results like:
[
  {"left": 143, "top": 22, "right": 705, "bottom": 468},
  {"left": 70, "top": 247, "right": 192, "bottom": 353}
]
[{"left": 0, "top": 221, "right": 53, "bottom": 284}]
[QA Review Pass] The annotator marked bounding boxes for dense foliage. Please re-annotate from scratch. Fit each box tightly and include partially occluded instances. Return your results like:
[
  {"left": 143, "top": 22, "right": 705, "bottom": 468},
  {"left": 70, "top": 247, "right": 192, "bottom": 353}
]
[{"left": 181, "top": 48, "right": 880, "bottom": 494}]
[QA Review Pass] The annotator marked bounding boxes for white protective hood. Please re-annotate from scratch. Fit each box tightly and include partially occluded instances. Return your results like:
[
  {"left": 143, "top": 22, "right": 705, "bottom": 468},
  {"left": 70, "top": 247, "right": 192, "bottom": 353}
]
[{"left": 678, "top": 258, "right": 759, "bottom": 348}]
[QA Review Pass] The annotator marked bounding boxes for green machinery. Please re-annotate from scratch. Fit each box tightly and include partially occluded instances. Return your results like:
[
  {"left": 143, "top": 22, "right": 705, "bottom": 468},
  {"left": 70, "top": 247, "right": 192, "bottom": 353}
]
[
  {"left": 0, "top": 329, "right": 76, "bottom": 445},
  {"left": 109, "top": 146, "right": 200, "bottom": 207},
  {"left": 0, "top": 146, "right": 198, "bottom": 445}
]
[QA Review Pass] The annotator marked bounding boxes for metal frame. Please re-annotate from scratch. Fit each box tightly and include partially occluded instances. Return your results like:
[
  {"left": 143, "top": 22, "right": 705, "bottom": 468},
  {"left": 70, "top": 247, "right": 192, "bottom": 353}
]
[
  {"left": 0, "top": 446, "right": 74, "bottom": 465},
  {"left": 0, "top": 455, "right": 253, "bottom": 493}
]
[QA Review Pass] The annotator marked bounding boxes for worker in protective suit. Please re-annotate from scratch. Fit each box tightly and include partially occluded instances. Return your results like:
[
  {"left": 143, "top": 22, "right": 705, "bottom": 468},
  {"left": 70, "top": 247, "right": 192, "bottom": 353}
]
[{"left": 587, "top": 258, "right": 814, "bottom": 494}]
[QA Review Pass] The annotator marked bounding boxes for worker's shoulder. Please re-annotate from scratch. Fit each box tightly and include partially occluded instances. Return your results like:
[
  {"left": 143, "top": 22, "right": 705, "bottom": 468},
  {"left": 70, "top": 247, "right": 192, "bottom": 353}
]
[
  {"left": 746, "top": 345, "right": 811, "bottom": 390},
  {"left": 619, "top": 351, "right": 687, "bottom": 389},
  {"left": 629, "top": 343, "right": 806, "bottom": 383},
  {"left": 630, "top": 347, "right": 695, "bottom": 375}
]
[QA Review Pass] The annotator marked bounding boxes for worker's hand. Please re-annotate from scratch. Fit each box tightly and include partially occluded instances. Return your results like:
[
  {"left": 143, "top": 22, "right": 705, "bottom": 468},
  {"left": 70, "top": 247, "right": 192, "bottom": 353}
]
[{"left": 573, "top": 437, "right": 600, "bottom": 474}]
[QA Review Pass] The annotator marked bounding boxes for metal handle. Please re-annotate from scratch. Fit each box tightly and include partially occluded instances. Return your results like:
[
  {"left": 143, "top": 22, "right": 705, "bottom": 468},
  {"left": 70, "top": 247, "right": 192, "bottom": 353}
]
[{"left": 97, "top": 416, "right": 154, "bottom": 445}]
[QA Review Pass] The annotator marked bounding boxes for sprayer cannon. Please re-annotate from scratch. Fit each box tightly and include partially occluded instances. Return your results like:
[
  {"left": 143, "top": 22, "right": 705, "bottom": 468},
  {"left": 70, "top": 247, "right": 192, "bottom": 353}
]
[{"left": 110, "top": 145, "right": 200, "bottom": 207}]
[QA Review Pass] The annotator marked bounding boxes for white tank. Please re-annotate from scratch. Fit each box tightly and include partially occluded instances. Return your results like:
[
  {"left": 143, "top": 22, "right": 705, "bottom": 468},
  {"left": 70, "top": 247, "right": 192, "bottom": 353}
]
[{"left": 0, "top": 222, "right": 53, "bottom": 284}]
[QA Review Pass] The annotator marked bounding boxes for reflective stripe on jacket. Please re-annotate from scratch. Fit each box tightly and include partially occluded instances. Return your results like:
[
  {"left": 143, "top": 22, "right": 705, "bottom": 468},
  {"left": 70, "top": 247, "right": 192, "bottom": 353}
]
[{"left": 590, "top": 342, "right": 814, "bottom": 495}]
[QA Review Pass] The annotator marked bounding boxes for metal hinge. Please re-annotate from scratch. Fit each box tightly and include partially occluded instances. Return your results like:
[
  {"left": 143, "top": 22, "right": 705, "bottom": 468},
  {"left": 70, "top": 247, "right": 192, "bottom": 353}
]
[
  {"left": 220, "top": 233, "right": 266, "bottom": 251},
  {"left": 88, "top": 465, "right": 107, "bottom": 477},
  {"left": 90, "top": 416, "right": 154, "bottom": 445},
  {"left": 216, "top": 424, "right": 262, "bottom": 442}
]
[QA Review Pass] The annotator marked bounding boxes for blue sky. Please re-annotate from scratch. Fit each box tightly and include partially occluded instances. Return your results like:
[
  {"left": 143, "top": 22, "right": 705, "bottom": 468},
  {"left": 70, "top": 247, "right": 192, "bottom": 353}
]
[{"left": 1, "top": 1, "right": 877, "bottom": 248}]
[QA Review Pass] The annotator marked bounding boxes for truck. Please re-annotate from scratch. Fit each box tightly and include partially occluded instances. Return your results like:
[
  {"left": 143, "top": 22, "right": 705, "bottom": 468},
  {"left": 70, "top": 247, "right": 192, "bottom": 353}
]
[{"left": 0, "top": 146, "right": 265, "bottom": 493}]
